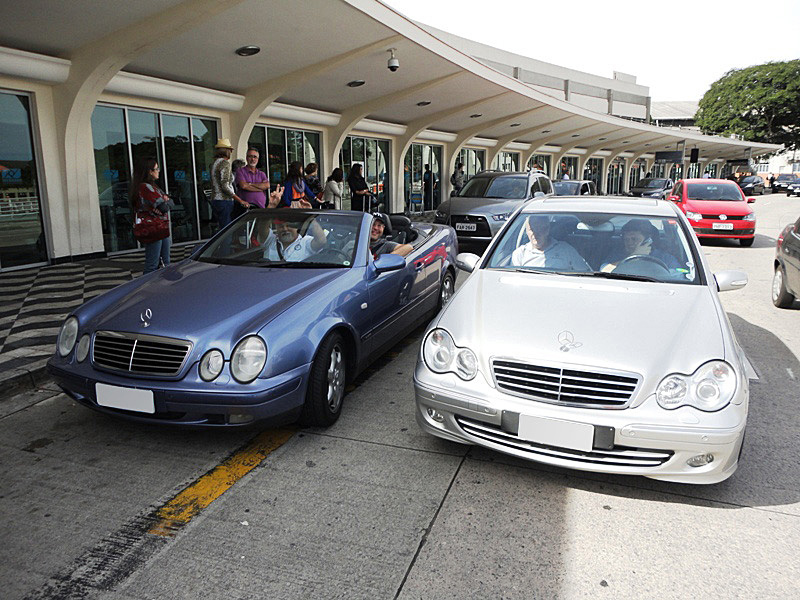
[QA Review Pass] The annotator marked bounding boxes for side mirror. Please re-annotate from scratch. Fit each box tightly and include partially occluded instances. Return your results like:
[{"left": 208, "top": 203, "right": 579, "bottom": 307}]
[
  {"left": 455, "top": 252, "right": 480, "bottom": 273},
  {"left": 714, "top": 270, "right": 748, "bottom": 292},
  {"left": 532, "top": 191, "right": 545, "bottom": 198},
  {"left": 373, "top": 253, "right": 405, "bottom": 274},
  {"left": 747, "top": 197, "right": 756, "bottom": 204},
  {"left": 668, "top": 195, "right": 680, "bottom": 202}
]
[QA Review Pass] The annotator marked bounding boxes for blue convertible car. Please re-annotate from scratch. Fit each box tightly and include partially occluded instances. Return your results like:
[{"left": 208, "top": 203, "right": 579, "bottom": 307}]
[{"left": 48, "top": 209, "right": 457, "bottom": 427}]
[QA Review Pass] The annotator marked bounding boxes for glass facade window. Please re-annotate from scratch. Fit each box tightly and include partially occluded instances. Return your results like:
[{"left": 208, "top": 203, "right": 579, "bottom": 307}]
[
  {"left": 707, "top": 163, "right": 718, "bottom": 178},
  {"left": 606, "top": 158, "right": 625, "bottom": 195},
  {"left": 458, "top": 148, "right": 485, "bottom": 180},
  {"left": 527, "top": 154, "right": 550, "bottom": 175},
  {"left": 91, "top": 104, "right": 218, "bottom": 253},
  {"left": 584, "top": 157, "right": 603, "bottom": 190},
  {"left": 339, "top": 135, "right": 390, "bottom": 211},
  {"left": 686, "top": 162, "right": 702, "bottom": 179},
  {"left": 248, "top": 125, "right": 321, "bottom": 193},
  {"left": 669, "top": 163, "right": 683, "bottom": 180},
  {"left": 0, "top": 91, "right": 47, "bottom": 269},
  {"left": 404, "top": 143, "right": 442, "bottom": 212},
  {"left": 493, "top": 151, "right": 519, "bottom": 172},
  {"left": 556, "top": 156, "right": 578, "bottom": 179},
  {"left": 650, "top": 163, "right": 667, "bottom": 178}
]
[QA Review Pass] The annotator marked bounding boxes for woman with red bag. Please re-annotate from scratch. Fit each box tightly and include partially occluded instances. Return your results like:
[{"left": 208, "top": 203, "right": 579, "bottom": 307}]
[{"left": 130, "top": 157, "right": 173, "bottom": 274}]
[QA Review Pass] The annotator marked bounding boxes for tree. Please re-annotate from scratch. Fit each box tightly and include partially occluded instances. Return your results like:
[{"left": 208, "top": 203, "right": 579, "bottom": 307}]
[{"left": 695, "top": 60, "right": 800, "bottom": 150}]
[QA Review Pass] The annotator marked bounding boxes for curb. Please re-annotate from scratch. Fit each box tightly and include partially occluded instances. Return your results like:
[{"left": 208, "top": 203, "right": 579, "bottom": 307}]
[{"left": 0, "top": 362, "right": 50, "bottom": 398}]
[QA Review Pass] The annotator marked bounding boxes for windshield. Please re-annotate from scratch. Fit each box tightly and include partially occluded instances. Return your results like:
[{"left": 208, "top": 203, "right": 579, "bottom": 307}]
[
  {"left": 459, "top": 176, "right": 529, "bottom": 199},
  {"left": 686, "top": 183, "right": 743, "bottom": 201},
  {"left": 553, "top": 181, "right": 580, "bottom": 195},
  {"left": 776, "top": 174, "right": 798, "bottom": 181},
  {"left": 484, "top": 211, "right": 700, "bottom": 285},
  {"left": 636, "top": 178, "right": 668, "bottom": 189},
  {"left": 196, "top": 210, "right": 361, "bottom": 268},
  {"left": 740, "top": 177, "right": 758, "bottom": 184}
]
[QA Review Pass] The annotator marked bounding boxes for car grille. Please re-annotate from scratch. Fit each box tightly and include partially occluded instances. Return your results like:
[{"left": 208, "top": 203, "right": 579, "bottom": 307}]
[
  {"left": 700, "top": 214, "right": 745, "bottom": 220},
  {"left": 695, "top": 228, "right": 754, "bottom": 235},
  {"left": 492, "top": 359, "right": 640, "bottom": 409},
  {"left": 93, "top": 331, "right": 192, "bottom": 377},
  {"left": 450, "top": 214, "right": 491, "bottom": 237},
  {"left": 456, "top": 416, "right": 673, "bottom": 468}
]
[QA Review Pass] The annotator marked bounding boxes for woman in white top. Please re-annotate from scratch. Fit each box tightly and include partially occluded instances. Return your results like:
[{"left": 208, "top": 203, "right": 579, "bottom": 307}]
[{"left": 323, "top": 167, "right": 344, "bottom": 209}]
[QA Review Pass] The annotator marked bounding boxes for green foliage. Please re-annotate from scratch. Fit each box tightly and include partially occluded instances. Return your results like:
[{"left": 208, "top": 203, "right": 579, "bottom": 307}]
[{"left": 695, "top": 60, "right": 800, "bottom": 150}]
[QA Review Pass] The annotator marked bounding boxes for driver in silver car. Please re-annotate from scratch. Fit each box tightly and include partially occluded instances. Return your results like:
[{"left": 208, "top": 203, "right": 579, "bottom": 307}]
[
  {"left": 511, "top": 215, "right": 591, "bottom": 271},
  {"left": 601, "top": 218, "right": 681, "bottom": 272}
]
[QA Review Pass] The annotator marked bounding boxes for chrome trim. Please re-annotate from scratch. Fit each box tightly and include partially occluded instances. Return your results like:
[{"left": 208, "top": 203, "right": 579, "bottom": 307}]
[{"left": 92, "top": 330, "right": 193, "bottom": 377}]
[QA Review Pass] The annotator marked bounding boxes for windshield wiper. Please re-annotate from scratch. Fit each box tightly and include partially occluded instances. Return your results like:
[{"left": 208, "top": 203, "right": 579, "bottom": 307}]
[
  {"left": 584, "top": 271, "right": 659, "bottom": 283},
  {"left": 510, "top": 268, "right": 559, "bottom": 275},
  {"left": 258, "top": 261, "right": 328, "bottom": 268}
]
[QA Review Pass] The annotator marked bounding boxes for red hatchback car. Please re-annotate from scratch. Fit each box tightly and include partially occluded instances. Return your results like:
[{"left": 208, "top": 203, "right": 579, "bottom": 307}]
[{"left": 668, "top": 178, "right": 756, "bottom": 246}]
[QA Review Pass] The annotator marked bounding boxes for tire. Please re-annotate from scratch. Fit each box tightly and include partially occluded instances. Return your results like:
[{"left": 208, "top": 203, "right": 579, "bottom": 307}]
[
  {"left": 438, "top": 270, "right": 455, "bottom": 310},
  {"left": 739, "top": 237, "right": 754, "bottom": 247},
  {"left": 772, "top": 266, "right": 796, "bottom": 308},
  {"left": 300, "top": 332, "right": 347, "bottom": 427}
]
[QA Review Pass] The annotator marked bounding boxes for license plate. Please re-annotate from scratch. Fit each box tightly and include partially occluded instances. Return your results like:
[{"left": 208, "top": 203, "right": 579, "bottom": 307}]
[
  {"left": 455, "top": 222, "right": 477, "bottom": 232},
  {"left": 518, "top": 414, "right": 594, "bottom": 452},
  {"left": 712, "top": 222, "right": 734, "bottom": 230},
  {"left": 96, "top": 383, "right": 155, "bottom": 414}
]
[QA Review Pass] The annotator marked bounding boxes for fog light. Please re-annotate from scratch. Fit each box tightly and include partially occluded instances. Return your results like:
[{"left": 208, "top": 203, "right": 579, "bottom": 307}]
[
  {"left": 687, "top": 453, "right": 714, "bottom": 467},
  {"left": 228, "top": 413, "right": 254, "bottom": 425},
  {"left": 426, "top": 408, "right": 445, "bottom": 423}
]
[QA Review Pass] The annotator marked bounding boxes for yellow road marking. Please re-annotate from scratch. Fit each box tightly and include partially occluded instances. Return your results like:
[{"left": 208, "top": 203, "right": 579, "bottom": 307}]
[{"left": 148, "top": 428, "right": 295, "bottom": 536}]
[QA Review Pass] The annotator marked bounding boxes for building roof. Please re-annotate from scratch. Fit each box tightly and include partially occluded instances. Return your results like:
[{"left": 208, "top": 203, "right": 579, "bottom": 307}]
[{"left": 650, "top": 101, "right": 700, "bottom": 121}]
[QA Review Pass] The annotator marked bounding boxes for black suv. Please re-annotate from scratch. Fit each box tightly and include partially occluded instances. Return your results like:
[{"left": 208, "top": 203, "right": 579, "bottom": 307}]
[{"left": 434, "top": 170, "right": 554, "bottom": 246}]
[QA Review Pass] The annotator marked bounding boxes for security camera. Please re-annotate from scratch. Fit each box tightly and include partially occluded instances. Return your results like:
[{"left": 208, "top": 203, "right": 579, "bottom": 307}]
[{"left": 387, "top": 48, "right": 399, "bottom": 72}]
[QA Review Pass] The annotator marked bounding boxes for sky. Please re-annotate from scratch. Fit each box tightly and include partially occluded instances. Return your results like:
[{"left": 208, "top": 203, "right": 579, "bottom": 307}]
[{"left": 384, "top": 0, "right": 800, "bottom": 101}]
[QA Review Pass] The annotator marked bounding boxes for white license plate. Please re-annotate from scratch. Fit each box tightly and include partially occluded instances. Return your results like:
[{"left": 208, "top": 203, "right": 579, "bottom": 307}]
[
  {"left": 518, "top": 414, "right": 594, "bottom": 452},
  {"left": 455, "top": 222, "right": 477, "bottom": 232},
  {"left": 96, "top": 383, "right": 155, "bottom": 414},
  {"left": 712, "top": 222, "right": 734, "bottom": 230}
]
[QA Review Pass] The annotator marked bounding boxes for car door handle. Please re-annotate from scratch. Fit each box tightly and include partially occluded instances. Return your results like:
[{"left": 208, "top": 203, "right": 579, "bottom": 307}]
[{"left": 414, "top": 261, "right": 425, "bottom": 271}]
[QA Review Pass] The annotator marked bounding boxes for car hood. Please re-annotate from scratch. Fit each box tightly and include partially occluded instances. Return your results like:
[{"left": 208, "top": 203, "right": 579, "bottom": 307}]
[
  {"left": 441, "top": 197, "right": 525, "bottom": 216},
  {"left": 684, "top": 199, "right": 751, "bottom": 215},
  {"left": 439, "top": 270, "right": 725, "bottom": 378},
  {"left": 84, "top": 260, "right": 346, "bottom": 344},
  {"left": 630, "top": 187, "right": 664, "bottom": 196}
]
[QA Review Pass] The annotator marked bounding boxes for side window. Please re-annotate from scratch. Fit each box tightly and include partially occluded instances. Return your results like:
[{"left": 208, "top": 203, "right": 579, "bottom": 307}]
[
  {"left": 540, "top": 177, "right": 553, "bottom": 195},
  {"left": 530, "top": 178, "right": 542, "bottom": 196},
  {"left": 672, "top": 183, "right": 682, "bottom": 197}
]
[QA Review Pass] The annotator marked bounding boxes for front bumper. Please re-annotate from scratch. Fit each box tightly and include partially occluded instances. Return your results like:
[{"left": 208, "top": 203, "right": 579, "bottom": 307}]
[
  {"left": 414, "top": 362, "right": 747, "bottom": 484},
  {"left": 689, "top": 220, "right": 755, "bottom": 239},
  {"left": 47, "top": 358, "right": 310, "bottom": 427}
]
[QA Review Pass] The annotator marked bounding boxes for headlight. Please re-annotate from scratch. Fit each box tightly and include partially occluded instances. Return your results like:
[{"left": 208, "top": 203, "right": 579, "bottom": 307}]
[
  {"left": 230, "top": 336, "right": 267, "bottom": 383},
  {"left": 656, "top": 360, "right": 737, "bottom": 411},
  {"left": 492, "top": 212, "right": 511, "bottom": 222},
  {"left": 76, "top": 334, "right": 90, "bottom": 362},
  {"left": 743, "top": 212, "right": 755, "bottom": 221},
  {"left": 686, "top": 211, "right": 702, "bottom": 221},
  {"left": 434, "top": 210, "right": 447, "bottom": 221},
  {"left": 199, "top": 349, "right": 225, "bottom": 382},
  {"left": 422, "top": 328, "right": 477, "bottom": 380},
  {"left": 57, "top": 317, "right": 79, "bottom": 357}
]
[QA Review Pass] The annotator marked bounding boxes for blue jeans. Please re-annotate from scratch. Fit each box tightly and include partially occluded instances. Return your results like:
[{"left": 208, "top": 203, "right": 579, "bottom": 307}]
[
  {"left": 144, "top": 236, "right": 171, "bottom": 274},
  {"left": 211, "top": 200, "right": 233, "bottom": 229}
]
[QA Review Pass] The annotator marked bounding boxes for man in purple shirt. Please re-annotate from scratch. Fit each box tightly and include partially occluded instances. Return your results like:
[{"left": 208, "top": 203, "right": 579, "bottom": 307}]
[{"left": 235, "top": 147, "right": 270, "bottom": 208}]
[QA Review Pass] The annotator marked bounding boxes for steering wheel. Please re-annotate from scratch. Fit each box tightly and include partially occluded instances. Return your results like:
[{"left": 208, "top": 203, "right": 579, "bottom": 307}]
[
  {"left": 307, "top": 248, "right": 351, "bottom": 263},
  {"left": 613, "top": 254, "right": 669, "bottom": 273}
]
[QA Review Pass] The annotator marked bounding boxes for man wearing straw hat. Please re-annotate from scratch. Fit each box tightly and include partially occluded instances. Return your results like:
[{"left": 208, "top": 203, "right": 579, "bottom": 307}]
[{"left": 210, "top": 138, "right": 249, "bottom": 229}]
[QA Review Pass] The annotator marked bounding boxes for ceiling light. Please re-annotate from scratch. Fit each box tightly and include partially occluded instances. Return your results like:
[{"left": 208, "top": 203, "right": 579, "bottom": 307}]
[
  {"left": 470, "top": 113, "right": 482, "bottom": 118},
  {"left": 416, "top": 101, "right": 431, "bottom": 106},
  {"left": 347, "top": 80, "right": 366, "bottom": 88},
  {"left": 598, "top": 137, "right": 607, "bottom": 141},
  {"left": 623, "top": 141, "right": 629, "bottom": 144},
  {"left": 235, "top": 45, "right": 261, "bottom": 57},
  {"left": 571, "top": 134, "right": 580, "bottom": 138},
  {"left": 542, "top": 130, "right": 551, "bottom": 133},
  {"left": 645, "top": 143, "right": 650, "bottom": 146},
  {"left": 510, "top": 123, "right": 520, "bottom": 127}
]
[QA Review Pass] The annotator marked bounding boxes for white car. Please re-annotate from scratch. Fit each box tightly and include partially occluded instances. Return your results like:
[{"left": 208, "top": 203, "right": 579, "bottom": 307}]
[{"left": 414, "top": 196, "right": 750, "bottom": 484}]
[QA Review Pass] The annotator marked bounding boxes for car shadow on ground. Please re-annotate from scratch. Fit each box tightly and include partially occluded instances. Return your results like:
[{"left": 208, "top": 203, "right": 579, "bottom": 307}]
[
  {"left": 468, "top": 313, "right": 800, "bottom": 510},
  {"left": 699, "top": 233, "right": 775, "bottom": 250}
]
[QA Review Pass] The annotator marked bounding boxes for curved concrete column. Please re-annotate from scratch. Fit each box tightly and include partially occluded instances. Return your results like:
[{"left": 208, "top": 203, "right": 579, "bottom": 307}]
[
  {"left": 229, "top": 36, "right": 401, "bottom": 158},
  {"left": 51, "top": 0, "right": 240, "bottom": 258}
]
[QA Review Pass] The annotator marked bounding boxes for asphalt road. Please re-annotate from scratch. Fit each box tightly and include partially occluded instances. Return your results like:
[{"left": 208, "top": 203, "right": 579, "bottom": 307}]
[{"left": 2, "top": 195, "right": 799, "bottom": 599}]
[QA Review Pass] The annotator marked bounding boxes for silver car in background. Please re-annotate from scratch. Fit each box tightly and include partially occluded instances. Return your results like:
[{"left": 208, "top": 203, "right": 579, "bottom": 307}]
[
  {"left": 415, "top": 196, "right": 750, "bottom": 484},
  {"left": 434, "top": 170, "right": 554, "bottom": 249}
]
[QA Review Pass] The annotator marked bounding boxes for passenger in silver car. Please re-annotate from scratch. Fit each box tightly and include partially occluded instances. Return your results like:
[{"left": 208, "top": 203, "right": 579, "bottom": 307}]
[
  {"left": 511, "top": 215, "right": 591, "bottom": 271},
  {"left": 601, "top": 218, "right": 681, "bottom": 272}
]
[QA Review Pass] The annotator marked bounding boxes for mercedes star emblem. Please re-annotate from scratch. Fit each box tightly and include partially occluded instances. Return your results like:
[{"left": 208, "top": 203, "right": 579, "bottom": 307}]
[
  {"left": 141, "top": 308, "right": 152, "bottom": 328},
  {"left": 558, "top": 330, "right": 582, "bottom": 352}
]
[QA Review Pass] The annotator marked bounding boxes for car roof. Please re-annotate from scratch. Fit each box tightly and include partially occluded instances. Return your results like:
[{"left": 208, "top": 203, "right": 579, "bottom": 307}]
[
  {"left": 521, "top": 195, "right": 678, "bottom": 216},
  {"left": 680, "top": 178, "right": 739, "bottom": 184},
  {"left": 473, "top": 170, "right": 537, "bottom": 178},
  {"left": 555, "top": 179, "right": 592, "bottom": 184}
]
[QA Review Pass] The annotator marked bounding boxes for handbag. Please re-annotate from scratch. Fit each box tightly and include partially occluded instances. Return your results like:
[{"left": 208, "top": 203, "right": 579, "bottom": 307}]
[{"left": 133, "top": 211, "right": 170, "bottom": 244}]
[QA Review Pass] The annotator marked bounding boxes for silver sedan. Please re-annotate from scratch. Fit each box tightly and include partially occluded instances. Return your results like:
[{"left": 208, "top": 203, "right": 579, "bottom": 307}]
[{"left": 414, "top": 196, "right": 750, "bottom": 484}]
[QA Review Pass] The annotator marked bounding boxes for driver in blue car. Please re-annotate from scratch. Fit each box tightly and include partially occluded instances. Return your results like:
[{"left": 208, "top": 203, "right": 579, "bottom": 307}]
[
  {"left": 601, "top": 218, "right": 681, "bottom": 272},
  {"left": 511, "top": 215, "right": 591, "bottom": 271},
  {"left": 369, "top": 213, "right": 412, "bottom": 259},
  {"left": 262, "top": 217, "right": 328, "bottom": 261}
]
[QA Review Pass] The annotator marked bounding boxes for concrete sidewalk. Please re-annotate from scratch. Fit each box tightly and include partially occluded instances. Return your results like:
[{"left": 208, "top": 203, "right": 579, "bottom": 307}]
[{"left": 0, "top": 211, "right": 437, "bottom": 394}]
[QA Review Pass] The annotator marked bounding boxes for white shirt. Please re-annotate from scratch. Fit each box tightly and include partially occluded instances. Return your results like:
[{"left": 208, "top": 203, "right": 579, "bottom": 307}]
[
  {"left": 263, "top": 231, "right": 319, "bottom": 262},
  {"left": 511, "top": 240, "right": 590, "bottom": 271}
]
